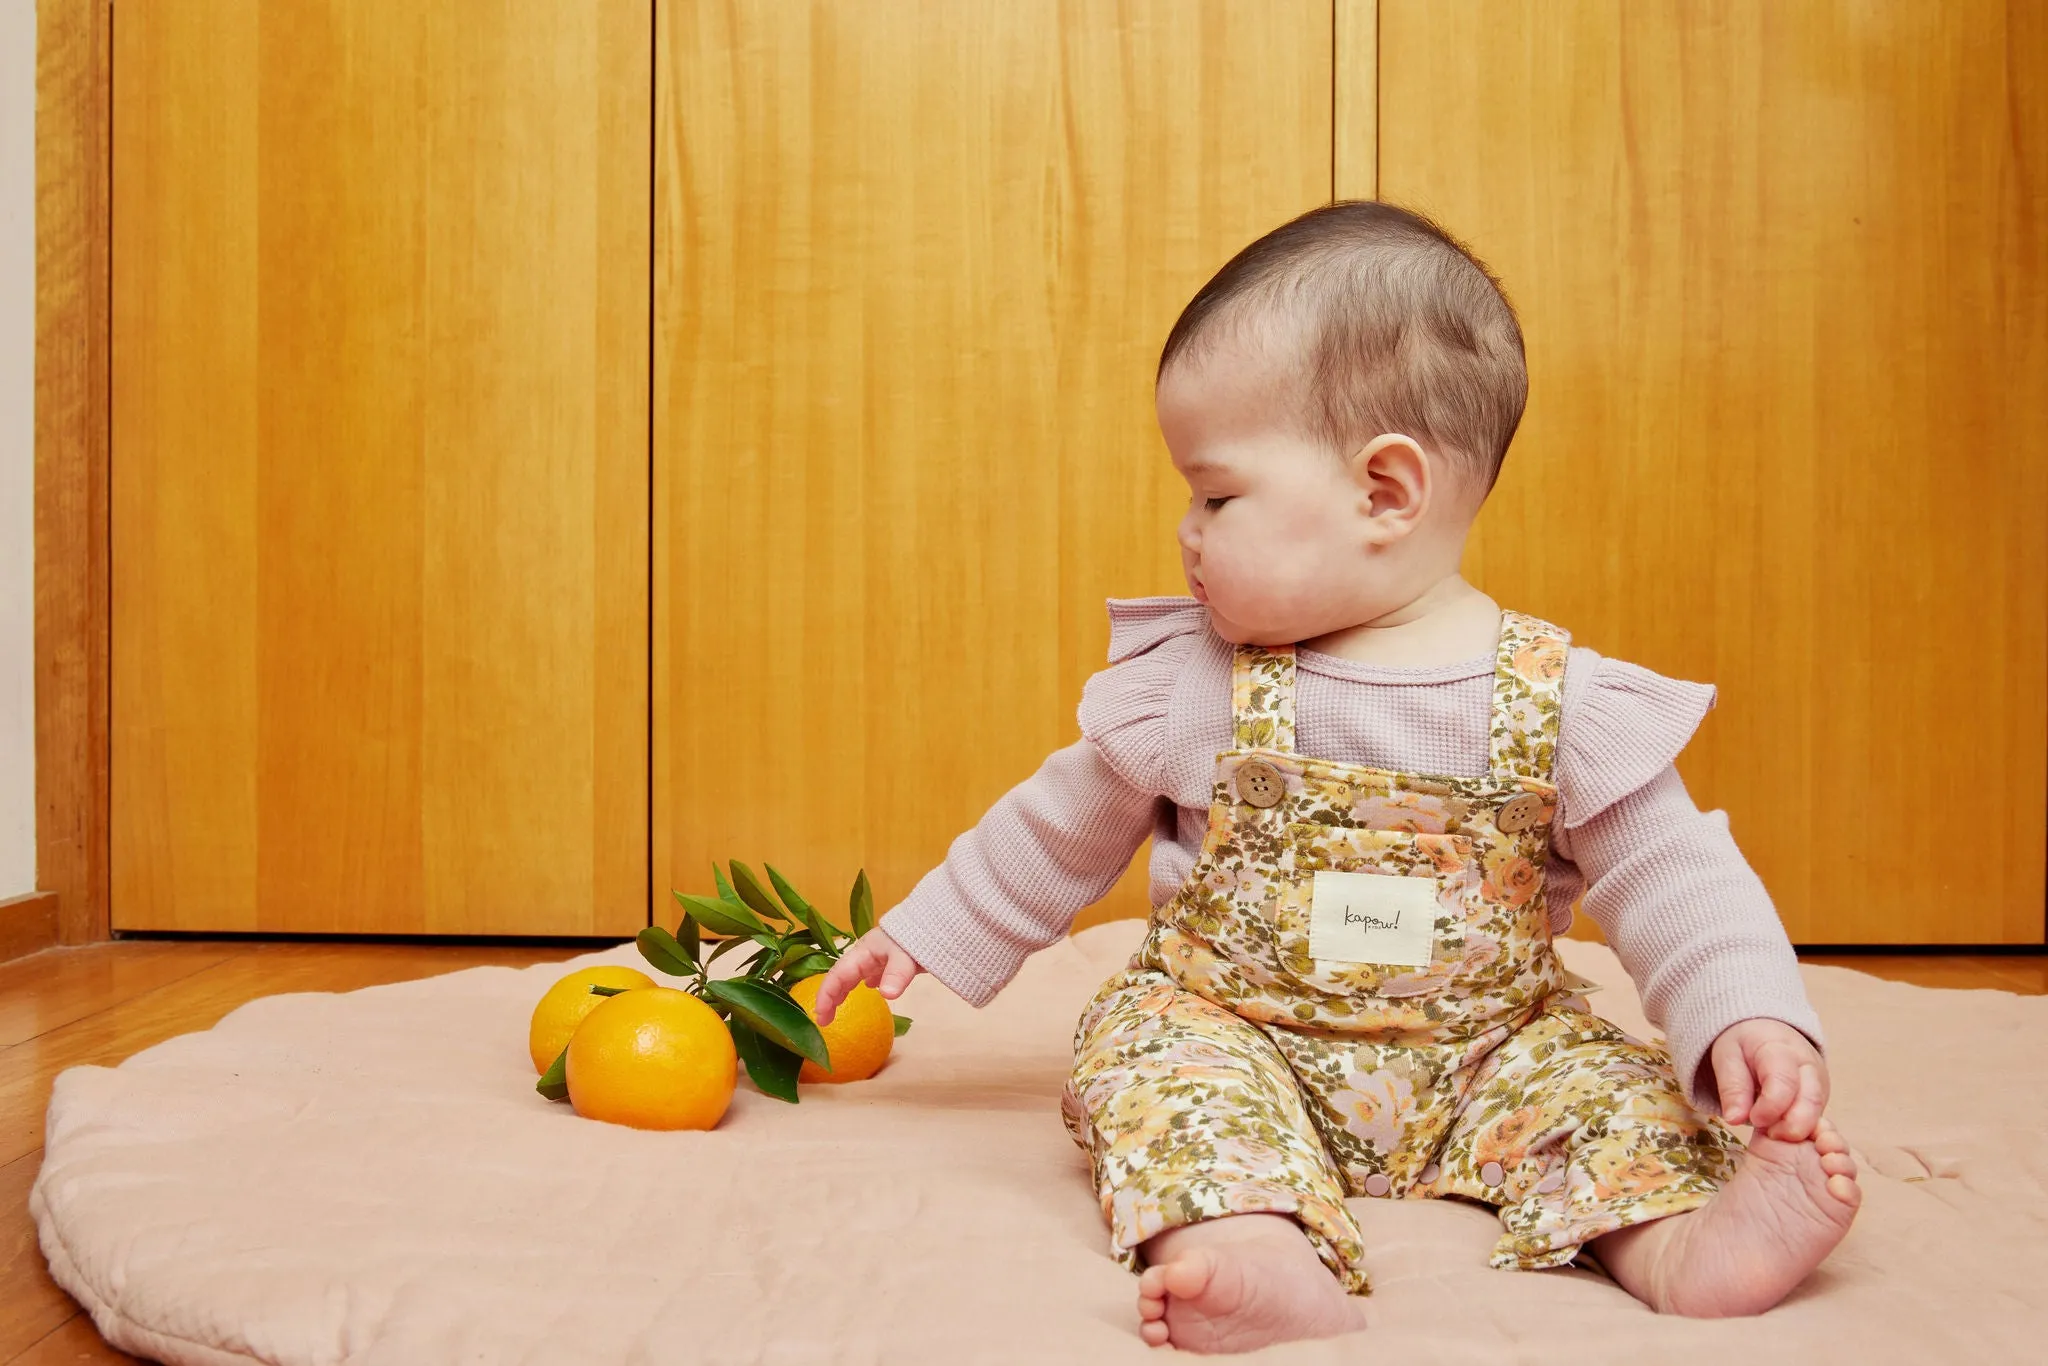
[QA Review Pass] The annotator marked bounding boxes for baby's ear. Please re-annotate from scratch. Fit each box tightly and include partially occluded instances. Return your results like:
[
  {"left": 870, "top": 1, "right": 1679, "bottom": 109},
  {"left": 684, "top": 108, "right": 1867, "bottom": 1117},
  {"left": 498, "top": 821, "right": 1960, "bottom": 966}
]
[{"left": 1351, "top": 433, "right": 1431, "bottom": 530}]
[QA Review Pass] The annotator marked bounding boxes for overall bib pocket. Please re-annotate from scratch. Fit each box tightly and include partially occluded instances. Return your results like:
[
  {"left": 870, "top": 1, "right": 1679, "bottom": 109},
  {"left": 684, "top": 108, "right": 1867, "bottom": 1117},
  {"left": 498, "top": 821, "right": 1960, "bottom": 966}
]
[{"left": 1280, "top": 824, "right": 1479, "bottom": 997}]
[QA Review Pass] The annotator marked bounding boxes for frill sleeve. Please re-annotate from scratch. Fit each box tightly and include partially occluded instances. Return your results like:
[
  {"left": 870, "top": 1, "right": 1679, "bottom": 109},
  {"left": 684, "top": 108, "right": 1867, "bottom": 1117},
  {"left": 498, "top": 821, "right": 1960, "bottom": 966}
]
[
  {"left": 1074, "top": 596, "right": 1209, "bottom": 798},
  {"left": 1556, "top": 652, "right": 1718, "bottom": 831}
]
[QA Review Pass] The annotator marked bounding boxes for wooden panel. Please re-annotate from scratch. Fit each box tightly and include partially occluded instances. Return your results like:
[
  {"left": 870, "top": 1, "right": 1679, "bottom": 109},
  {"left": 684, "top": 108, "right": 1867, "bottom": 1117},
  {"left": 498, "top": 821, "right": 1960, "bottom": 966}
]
[
  {"left": 34, "top": 0, "right": 113, "bottom": 945},
  {"left": 1334, "top": 0, "right": 1377, "bottom": 196},
  {"left": 1374, "top": 1, "right": 2047, "bottom": 943},
  {"left": 655, "top": 1, "right": 1332, "bottom": 930},
  {"left": 111, "top": 2, "right": 651, "bottom": 935}
]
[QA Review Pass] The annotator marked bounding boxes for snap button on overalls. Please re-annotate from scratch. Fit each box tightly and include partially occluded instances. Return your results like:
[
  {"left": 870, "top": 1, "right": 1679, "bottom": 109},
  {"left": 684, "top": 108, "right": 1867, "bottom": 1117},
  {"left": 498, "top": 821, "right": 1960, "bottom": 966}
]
[{"left": 1061, "top": 612, "right": 1741, "bottom": 1291}]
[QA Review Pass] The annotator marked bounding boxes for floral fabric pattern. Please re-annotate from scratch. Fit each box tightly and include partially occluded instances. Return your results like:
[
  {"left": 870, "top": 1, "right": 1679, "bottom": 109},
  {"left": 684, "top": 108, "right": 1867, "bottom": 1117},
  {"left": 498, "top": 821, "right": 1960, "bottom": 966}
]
[
  {"left": 1231, "top": 644, "right": 1296, "bottom": 752},
  {"left": 1062, "top": 611, "right": 1740, "bottom": 1292}
]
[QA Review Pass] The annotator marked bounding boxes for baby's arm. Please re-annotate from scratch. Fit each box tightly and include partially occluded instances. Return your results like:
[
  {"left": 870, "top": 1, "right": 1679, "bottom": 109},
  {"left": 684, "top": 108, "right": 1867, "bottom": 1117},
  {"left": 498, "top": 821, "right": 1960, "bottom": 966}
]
[
  {"left": 1559, "top": 766, "right": 1828, "bottom": 1136},
  {"left": 812, "top": 736, "right": 1160, "bottom": 1024}
]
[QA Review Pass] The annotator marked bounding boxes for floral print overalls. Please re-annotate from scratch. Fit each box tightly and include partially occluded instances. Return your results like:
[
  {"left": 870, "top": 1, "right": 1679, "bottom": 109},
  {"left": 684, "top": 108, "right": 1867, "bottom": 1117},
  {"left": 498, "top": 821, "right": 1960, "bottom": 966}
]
[{"left": 1060, "top": 612, "right": 1740, "bottom": 1292}]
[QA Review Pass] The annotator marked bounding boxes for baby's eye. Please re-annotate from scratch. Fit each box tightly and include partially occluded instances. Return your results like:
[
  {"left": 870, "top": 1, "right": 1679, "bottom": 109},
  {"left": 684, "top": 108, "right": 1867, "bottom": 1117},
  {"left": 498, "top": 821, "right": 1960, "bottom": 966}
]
[{"left": 1204, "top": 496, "right": 1233, "bottom": 512}]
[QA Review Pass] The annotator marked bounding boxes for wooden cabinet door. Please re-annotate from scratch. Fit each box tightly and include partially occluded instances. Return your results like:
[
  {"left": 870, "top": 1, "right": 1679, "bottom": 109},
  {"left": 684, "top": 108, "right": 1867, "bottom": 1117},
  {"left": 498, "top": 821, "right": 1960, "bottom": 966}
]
[
  {"left": 1368, "top": 1, "right": 2047, "bottom": 943},
  {"left": 654, "top": 1, "right": 1334, "bottom": 930},
  {"left": 111, "top": 2, "right": 651, "bottom": 935}
]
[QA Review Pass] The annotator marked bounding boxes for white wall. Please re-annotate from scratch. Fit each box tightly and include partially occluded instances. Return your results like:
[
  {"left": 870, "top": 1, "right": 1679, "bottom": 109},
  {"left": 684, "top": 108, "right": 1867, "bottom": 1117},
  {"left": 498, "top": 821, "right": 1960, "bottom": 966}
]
[{"left": 1, "top": 0, "right": 37, "bottom": 899}]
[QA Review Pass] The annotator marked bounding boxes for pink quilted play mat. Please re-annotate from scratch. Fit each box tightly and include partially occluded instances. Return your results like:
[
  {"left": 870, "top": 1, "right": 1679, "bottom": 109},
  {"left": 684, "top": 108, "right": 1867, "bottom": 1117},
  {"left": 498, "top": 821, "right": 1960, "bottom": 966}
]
[{"left": 31, "top": 922, "right": 2048, "bottom": 1362}]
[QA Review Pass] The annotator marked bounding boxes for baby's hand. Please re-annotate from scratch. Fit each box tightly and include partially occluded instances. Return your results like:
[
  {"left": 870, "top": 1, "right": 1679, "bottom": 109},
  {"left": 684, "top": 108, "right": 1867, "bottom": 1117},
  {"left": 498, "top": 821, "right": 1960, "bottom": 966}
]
[
  {"left": 1709, "top": 1019, "right": 1829, "bottom": 1141},
  {"left": 812, "top": 928, "right": 923, "bottom": 1025}
]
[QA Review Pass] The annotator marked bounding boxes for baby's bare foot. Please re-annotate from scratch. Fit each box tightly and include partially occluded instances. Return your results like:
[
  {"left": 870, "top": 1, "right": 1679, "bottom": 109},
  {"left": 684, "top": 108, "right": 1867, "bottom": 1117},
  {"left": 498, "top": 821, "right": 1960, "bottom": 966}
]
[
  {"left": 1597, "top": 1117, "right": 1861, "bottom": 1317},
  {"left": 1135, "top": 1213, "right": 1365, "bottom": 1353}
]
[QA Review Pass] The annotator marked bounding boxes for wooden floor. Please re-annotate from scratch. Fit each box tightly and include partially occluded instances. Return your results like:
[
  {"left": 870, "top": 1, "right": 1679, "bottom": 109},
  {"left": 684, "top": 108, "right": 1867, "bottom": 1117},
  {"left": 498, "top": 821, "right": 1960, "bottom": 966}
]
[{"left": 2, "top": 940, "right": 2044, "bottom": 1364}]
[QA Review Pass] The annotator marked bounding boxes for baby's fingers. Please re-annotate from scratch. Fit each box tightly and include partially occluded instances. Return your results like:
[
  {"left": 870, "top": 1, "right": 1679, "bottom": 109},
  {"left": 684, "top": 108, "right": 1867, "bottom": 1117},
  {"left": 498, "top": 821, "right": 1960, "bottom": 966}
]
[
  {"left": 1746, "top": 1050, "right": 1802, "bottom": 1131},
  {"left": 811, "top": 951, "right": 873, "bottom": 1025},
  {"left": 1712, "top": 1036, "right": 1757, "bottom": 1125},
  {"left": 877, "top": 947, "right": 920, "bottom": 999},
  {"left": 1768, "top": 1063, "right": 1828, "bottom": 1142},
  {"left": 850, "top": 940, "right": 888, "bottom": 989}
]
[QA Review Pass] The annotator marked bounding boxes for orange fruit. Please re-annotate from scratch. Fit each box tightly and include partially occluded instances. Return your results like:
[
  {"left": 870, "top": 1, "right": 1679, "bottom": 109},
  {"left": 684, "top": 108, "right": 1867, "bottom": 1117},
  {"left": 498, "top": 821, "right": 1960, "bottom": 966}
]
[
  {"left": 565, "top": 987, "right": 737, "bottom": 1130},
  {"left": 786, "top": 976, "right": 895, "bottom": 1084},
  {"left": 528, "top": 965, "right": 657, "bottom": 1073}
]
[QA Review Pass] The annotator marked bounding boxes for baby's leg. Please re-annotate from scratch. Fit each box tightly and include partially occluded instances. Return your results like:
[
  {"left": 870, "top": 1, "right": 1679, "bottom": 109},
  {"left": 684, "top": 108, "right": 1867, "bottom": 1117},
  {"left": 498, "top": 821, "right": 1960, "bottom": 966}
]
[
  {"left": 1064, "top": 973, "right": 1367, "bottom": 1353},
  {"left": 1588, "top": 1118, "right": 1860, "bottom": 1316},
  {"left": 1434, "top": 1003, "right": 1856, "bottom": 1313}
]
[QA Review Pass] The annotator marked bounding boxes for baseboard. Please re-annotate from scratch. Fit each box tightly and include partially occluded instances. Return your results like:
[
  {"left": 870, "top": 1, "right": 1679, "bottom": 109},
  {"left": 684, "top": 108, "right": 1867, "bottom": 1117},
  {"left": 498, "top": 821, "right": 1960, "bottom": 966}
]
[
  {"left": 1795, "top": 942, "right": 2048, "bottom": 956},
  {"left": 0, "top": 890, "right": 62, "bottom": 964}
]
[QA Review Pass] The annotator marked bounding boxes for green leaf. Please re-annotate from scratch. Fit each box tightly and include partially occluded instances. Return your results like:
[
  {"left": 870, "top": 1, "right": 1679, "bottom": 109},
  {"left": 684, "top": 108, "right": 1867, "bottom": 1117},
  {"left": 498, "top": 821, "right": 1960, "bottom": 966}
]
[
  {"left": 729, "top": 1022, "right": 803, "bottom": 1103},
  {"left": 764, "top": 863, "right": 820, "bottom": 926},
  {"left": 705, "top": 977, "right": 831, "bottom": 1069},
  {"left": 780, "top": 951, "right": 835, "bottom": 983},
  {"left": 712, "top": 863, "right": 740, "bottom": 905},
  {"left": 767, "top": 863, "right": 846, "bottom": 947},
  {"left": 588, "top": 984, "right": 630, "bottom": 997},
  {"left": 776, "top": 942, "right": 831, "bottom": 974},
  {"left": 706, "top": 934, "right": 751, "bottom": 966},
  {"left": 850, "top": 868, "right": 876, "bottom": 938},
  {"left": 673, "top": 891, "right": 764, "bottom": 938},
  {"left": 728, "top": 861, "right": 791, "bottom": 923},
  {"left": 892, "top": 1013, "right": 913, "bottom": 1037},
  {"left": 535, "top": 1047, "right": 570, "bottom": 1102},
  {"left": 677, "top": 912, "right": 701, "bottom": 966},
  {"left": 637, "top": 924, "right": 698, "bottom": 977}
]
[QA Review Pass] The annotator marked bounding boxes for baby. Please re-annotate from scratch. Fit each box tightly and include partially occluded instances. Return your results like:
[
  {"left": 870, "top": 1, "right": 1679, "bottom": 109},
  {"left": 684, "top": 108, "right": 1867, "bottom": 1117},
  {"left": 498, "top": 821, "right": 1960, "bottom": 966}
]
[{"left": 813, "top": 201, "right": 1860, "bottom": 1353}]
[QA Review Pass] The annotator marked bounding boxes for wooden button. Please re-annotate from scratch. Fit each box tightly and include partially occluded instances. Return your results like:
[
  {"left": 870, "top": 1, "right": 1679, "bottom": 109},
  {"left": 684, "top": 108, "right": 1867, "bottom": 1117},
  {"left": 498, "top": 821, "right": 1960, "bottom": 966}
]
[
  {"left": 1362, "top": 1173, "right": 1392, "bottom": 1197},
  {"left": 1495, "top": 793, "right": 1545, "bottom": 834},
  {"left": 1479, "top": 1160, "right": 1506, "bottom": 1187},
  {"left": 1235, "top": 760, "right": 1285, "bottom": 808}
]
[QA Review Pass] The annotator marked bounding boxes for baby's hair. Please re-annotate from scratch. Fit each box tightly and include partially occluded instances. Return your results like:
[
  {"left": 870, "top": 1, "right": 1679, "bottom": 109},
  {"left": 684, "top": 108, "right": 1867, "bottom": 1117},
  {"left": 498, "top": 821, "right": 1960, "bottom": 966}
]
[{"left": 1159, "top": 201, "right": 1527, "bottom": 491}]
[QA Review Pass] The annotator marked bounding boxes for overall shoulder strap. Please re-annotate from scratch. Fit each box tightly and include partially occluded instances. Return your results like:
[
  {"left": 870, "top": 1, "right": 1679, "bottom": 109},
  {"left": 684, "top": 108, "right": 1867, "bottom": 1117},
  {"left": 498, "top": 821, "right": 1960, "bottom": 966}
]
[
  {"left": 1230, "top": 644, "right": 1296, "bottom": 753},
  {"left": 1488, "top": 612, "right": 1571, "bottom": 784}
]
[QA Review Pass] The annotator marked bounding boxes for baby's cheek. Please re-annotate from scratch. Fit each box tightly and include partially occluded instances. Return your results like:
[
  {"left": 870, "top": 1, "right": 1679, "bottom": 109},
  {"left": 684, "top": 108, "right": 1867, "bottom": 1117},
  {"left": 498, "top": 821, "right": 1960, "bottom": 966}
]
[
  {"left": 1257, "top": 552, "right": 1332, "bottom": 617},
  {"left": 1209, "top": 556, "right": 1277, "bottom": 621}
]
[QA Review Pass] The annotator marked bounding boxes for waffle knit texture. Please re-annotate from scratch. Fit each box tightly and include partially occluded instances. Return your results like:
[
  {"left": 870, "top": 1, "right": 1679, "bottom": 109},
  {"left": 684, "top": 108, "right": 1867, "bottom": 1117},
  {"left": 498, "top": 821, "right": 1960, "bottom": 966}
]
[{"left": 881, "top": 597, "right": 1823, "bottom": 1112}]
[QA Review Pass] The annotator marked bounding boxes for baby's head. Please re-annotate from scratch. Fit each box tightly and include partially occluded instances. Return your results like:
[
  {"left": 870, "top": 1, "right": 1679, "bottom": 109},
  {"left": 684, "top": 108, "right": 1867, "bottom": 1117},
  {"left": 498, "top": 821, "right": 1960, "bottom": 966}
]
[{"left": 1158, "top": 201, "right": 1525, "bottom": 646}]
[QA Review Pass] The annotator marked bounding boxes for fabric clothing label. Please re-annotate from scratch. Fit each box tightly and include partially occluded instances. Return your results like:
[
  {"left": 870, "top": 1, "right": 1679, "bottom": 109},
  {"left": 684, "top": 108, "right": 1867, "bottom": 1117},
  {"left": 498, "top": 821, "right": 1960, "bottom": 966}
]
[{"left": 1308, "top": 871, "right": 1439, "bottom": 967}]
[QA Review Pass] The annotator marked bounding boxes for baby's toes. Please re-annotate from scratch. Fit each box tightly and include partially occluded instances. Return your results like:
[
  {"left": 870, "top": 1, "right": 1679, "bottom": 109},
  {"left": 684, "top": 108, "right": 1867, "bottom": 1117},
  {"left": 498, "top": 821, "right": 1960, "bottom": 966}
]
[
  {"left": 1139, "top": 1319, "right": 1172, "bottom": 1348},
  {"left": 1137, "top": 1267, "right": 1170, "bottom": 1319},
  {"left": 1158, "top": 1249, "right": 1219, "bottom": 1302},
  {"left": 1814, "top": 1118, "right": 1846, "bottom": 1153},
  {"left": 1819, "top": 1149, "right": 1857, "bottom": 1179}
]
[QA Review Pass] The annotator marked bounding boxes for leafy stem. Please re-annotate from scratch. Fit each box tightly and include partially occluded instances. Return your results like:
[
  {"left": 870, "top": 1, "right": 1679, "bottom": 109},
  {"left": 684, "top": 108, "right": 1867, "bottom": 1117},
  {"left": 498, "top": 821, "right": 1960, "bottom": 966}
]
[{"left": 611, "top": 864, "right": 894, "bottom": 1103}]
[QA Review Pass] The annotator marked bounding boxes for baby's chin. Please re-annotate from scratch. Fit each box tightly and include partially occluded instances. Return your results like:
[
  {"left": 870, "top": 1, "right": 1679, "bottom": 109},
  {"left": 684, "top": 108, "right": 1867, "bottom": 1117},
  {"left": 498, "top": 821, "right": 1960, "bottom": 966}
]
[{"left": 1200, "top": 601, "right": 1307, "bottom": 649}]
